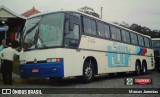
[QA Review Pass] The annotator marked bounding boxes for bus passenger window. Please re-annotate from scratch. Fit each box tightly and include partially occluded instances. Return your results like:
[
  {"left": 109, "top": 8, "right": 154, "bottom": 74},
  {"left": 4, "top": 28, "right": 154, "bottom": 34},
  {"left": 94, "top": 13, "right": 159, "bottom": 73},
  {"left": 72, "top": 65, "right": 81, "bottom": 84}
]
[
  {"left": 83, "top": 17, "right": 91, "bottom": 34},
  {"left": 97, "top": 22, "right": 105, "bottom": 38},
  {"left": 130, "top": 33, "right": 138, "bottom": 45},
  {"left": 111, "top": 26, "right": 121, "bottom": 41},
  {"left": 122, "top": 30, "right": 130, "bottom": 43},
  {"left": 111, "top": 26, "right": 116, "bottom": 40},
  {"left": 83, "top": 17, "right": 96, "bottom": 35},
  {"left": 144, "top": 37, "right": 150, "bottom": 47},
  {"left": 138, "top": 35, "right": 144, "bottom": 46},
  {"left": 104, "top": 24, "right": 110, "bottom": 38}
]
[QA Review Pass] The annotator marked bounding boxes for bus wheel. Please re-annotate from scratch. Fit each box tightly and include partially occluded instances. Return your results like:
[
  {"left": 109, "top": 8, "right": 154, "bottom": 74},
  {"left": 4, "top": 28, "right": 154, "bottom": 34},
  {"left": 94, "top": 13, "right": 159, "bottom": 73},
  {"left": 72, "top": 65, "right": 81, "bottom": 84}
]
[
  {"left": 142, "top": 63, "right": 147, "bottom": 75},
  {"left": 81, "top": 61, "right": 94, "bottom": 83},
  {"left": 135, "top": 62, "right": 141, "bottom": 76}
]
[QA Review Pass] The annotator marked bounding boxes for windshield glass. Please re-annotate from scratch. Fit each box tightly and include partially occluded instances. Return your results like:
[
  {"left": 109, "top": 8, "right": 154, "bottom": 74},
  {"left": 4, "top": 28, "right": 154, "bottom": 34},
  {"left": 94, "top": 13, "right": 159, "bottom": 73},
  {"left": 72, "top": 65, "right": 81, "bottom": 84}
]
[
  {"left": 23, "top": 13, "right": 64, "bottom": 49},
  {"left": 23, "top": 17, "right": 41, "bottom": 49},
  {"left": 152, "top": 40, "right": 160, "bottom": 48},
  {"left": 37, "top": 13, "right": 64, "bottom": 48}
]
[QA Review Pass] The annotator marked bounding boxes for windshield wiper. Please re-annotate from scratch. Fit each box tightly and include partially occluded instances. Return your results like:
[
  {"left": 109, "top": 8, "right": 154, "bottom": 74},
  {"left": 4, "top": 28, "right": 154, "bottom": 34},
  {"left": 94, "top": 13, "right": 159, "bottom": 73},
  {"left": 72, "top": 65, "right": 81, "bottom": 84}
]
[
  {"left": 22, "top": 23, "right": 39, "bottom": 50},
  {"left": 25, "top": 23, "right": 39, "bottom": 35}
]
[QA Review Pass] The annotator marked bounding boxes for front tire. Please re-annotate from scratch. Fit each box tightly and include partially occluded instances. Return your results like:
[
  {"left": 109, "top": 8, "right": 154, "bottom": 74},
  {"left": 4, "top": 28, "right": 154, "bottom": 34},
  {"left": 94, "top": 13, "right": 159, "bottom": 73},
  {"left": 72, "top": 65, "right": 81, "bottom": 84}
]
[{"left": 81, "top": 61, "right": 94, "bottom": 83}]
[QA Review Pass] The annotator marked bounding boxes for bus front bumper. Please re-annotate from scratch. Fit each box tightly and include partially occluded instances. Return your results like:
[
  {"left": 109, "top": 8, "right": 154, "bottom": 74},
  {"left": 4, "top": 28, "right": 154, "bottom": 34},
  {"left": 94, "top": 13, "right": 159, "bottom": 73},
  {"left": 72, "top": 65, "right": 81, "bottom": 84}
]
[{"left": 19, "top": 60, "right": 64, "bottom": 78}]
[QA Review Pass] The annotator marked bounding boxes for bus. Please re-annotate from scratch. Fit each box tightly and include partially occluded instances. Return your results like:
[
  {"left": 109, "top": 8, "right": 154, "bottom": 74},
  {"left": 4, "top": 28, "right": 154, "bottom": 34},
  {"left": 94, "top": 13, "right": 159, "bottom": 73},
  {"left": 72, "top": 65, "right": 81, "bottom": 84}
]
[
  {"left": 19, "top": 11, "right": 154, "bottom": 83},
  {"left": 152, "top": 38, "right": 160, "bottom": 72}
]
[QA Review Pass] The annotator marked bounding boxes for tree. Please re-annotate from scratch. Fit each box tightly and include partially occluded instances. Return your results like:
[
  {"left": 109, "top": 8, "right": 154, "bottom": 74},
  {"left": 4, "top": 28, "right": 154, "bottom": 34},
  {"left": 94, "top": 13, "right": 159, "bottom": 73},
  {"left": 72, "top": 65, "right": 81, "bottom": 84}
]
[
  {"left": 78, "top": 6, "right": 100, "bottom": 18},
  {"left": 113, "top": 22, "right": 160, "bottom": 38}
]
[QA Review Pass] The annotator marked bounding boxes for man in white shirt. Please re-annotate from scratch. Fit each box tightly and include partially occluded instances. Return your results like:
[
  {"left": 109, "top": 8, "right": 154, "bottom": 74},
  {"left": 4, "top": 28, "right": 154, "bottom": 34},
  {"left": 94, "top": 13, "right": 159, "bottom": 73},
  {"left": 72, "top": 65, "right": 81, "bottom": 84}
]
[{"left": 0, "top": 43, "right": 23, "bottom": 85}]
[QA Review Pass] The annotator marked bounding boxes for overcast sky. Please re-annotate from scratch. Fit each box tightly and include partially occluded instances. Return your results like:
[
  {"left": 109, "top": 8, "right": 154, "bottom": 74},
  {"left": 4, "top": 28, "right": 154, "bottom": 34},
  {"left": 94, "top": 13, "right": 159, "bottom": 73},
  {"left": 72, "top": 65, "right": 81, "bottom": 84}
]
[{"left": 0, "top": 0, "right": 160, "bottom": 30}]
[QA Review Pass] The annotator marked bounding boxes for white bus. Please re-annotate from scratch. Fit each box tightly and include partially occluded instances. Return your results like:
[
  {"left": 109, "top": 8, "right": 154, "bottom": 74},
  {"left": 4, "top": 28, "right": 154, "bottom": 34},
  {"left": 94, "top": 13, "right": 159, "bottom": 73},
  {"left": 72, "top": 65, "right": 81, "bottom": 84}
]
[{"left": 19, "top": 11, "right": 154, "bottom": 82}]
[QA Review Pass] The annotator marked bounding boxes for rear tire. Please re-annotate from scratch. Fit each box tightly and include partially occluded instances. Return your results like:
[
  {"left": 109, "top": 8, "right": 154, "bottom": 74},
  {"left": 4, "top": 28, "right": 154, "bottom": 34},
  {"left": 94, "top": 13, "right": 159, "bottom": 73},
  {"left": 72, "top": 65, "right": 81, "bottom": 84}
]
[
  {"left": 135, "top": 62, "right": 141, "bottom": 76},
  {"left": 81, "top": 61, "right": 94, "bottom": 83},
  {"left": 142, "top": 63, "right": 147, "bottom": 75}
]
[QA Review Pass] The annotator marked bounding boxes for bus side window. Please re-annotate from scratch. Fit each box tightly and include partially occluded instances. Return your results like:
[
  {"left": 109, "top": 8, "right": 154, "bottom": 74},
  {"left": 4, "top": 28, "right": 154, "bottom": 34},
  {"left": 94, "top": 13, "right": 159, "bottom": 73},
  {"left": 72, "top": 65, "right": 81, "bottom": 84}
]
[
  {"left": 83, "top": 17, "right": 96, "bottom": 35},
  {"left": 130, "top": 33, "right": 138, "bottom": 45},
  {"left": 138, "top": 35, "right": 144, "bottom": 46},
  {"left": 122, "top": 30, "right": 130, "bottom": 43},
  {"left": 65, "top": 23, "right": 80, "bottom": 47},
  {"left": 64, "top": 14, "right": 80, "bottom": 48},
  {"left": 97, "top": 22, "right": 105, "bottom": 38},
  {"left": 111, "top": 26, "right": 121, "bottom": 41},
  {"left": 104, "top": 24, "right": 110, "bottom": 38},
  {"left": 111, "top": 26, "right": 116, "bottom": 40},
  {"left": 144, "top": 37, "right": 150, "bottom": 48}
]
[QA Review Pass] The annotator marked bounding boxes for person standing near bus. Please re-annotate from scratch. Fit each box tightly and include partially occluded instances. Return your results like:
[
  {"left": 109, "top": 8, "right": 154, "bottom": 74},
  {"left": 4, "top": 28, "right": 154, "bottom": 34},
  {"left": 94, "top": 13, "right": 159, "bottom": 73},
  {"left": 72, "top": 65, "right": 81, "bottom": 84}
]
[
  {"left": 0, "top": 39, "right": 7, "bottom": 51},
  {"left": 0, "top": 43, "right": 23, "bottom": 85},
  {"left": 0, "top": 39, "right": 7, "bottom": 73}
]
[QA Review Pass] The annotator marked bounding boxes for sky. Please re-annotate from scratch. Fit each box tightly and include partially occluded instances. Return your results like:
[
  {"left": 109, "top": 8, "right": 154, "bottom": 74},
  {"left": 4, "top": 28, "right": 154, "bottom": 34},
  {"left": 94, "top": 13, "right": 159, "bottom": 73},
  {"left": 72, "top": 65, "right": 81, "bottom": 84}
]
[{"left": 0, "top": 0, "right": 160, "bottom": 30}]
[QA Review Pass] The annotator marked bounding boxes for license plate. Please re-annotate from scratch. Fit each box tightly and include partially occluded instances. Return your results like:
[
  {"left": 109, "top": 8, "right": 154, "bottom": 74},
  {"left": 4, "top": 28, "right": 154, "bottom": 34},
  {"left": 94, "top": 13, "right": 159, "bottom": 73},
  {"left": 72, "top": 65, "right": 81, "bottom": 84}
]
[{"left": 32, "top": 69, "right": 39, "bottom": 73}]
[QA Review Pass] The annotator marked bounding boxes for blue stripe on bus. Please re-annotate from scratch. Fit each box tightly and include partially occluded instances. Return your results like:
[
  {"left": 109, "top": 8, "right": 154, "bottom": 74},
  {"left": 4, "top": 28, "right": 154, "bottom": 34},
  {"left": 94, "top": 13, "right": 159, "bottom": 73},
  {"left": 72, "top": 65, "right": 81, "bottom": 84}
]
[{"left": 19, "top": 58, "right": 64, "bottom": 78}]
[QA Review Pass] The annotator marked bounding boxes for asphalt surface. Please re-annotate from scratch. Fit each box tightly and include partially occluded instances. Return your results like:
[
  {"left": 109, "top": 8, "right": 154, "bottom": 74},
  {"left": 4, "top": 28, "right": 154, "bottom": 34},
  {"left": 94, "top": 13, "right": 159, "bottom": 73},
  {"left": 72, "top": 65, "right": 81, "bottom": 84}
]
[{"left": 0, "top": 71, "right": 160, "bottom": 97}]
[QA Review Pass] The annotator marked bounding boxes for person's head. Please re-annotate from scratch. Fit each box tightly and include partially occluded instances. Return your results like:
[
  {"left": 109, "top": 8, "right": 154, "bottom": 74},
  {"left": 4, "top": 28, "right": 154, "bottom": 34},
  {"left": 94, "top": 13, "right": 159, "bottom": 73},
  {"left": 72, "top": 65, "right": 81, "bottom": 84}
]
[
  {"left": 2, "top": 39, "right": 6, "bottom": 46},
  {"left": 8, "top": 43, "right": 12, "bottom": 47}
]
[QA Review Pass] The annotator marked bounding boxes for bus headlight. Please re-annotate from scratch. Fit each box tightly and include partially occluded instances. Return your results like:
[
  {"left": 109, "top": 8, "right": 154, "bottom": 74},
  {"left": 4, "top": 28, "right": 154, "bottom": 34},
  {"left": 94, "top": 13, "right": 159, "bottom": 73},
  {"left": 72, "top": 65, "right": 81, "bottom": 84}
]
[
  {"left": 46, "top": 58, "right": 61, "bottom": 63},
  {"left": 20, "top": 60, "right": 26, "bottom": 64}
]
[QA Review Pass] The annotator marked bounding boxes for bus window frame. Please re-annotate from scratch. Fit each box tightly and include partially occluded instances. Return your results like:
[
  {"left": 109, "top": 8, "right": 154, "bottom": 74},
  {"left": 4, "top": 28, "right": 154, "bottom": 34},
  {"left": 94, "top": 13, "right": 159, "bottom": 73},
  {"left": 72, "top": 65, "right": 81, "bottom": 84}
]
[
  {"left": 110, "top": 25, "right": 122, "bottom": 42},
  {"left": 82, "top": 16, "right": 97, "bottom": 37},
  {"left": 121, "top": 29, "right": 131, "bottom": 44},
  {"left": 64, "top": 12, "right": 81, "bottom": 49},
  {"left": 97, "top": 21, "right": 111, "bottom": 39}
]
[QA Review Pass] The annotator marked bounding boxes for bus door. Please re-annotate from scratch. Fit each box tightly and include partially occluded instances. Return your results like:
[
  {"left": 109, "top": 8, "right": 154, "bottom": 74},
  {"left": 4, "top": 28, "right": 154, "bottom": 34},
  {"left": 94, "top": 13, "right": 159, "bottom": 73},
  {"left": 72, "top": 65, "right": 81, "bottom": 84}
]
[{"left": 64, "top": 13, "right": 81, "bottom": 48}]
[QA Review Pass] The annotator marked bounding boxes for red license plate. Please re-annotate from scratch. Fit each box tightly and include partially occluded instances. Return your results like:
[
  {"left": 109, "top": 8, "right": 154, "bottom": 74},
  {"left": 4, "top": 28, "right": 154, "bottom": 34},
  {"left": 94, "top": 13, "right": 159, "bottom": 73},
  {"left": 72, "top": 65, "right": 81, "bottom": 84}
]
[{"left": 32, "top": 69, "right": 39, "bottom": 73}]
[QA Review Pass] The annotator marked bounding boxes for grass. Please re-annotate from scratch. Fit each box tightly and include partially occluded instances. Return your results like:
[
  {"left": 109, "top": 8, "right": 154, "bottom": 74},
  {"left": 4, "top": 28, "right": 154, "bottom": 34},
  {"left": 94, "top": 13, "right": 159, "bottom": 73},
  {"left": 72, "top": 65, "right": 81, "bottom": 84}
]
[{"left": 13, "top": 55, "right": 20, "bottom": 75}]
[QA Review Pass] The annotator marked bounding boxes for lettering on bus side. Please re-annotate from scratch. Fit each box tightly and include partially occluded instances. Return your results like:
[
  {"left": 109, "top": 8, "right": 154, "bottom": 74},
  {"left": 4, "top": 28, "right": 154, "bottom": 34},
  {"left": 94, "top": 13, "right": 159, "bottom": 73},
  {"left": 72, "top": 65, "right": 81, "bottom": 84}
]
[{"left": 107, "top": 42, "right": 131, "bottom": 67}]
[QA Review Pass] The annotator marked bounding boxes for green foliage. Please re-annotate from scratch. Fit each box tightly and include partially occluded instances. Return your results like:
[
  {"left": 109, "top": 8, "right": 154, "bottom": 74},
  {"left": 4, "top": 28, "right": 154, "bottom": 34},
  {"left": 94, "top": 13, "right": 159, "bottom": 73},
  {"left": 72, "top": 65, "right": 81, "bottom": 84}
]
[
  {"left": 113, "top": 22, "right": 160, "bottom": 38},
  {"left": 78, "top": 6, "right": 100, "bottom": 18}
]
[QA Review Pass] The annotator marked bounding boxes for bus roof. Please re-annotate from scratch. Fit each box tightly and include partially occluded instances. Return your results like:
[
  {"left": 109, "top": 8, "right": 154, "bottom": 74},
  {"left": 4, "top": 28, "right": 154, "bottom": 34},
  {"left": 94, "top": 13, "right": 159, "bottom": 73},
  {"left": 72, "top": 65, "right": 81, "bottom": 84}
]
[
  {"left": 152, "top": 38, "right": 160, "bottom": 40},
  {"left": 27, "top": 10, "right": 151, "bottom": 39}
]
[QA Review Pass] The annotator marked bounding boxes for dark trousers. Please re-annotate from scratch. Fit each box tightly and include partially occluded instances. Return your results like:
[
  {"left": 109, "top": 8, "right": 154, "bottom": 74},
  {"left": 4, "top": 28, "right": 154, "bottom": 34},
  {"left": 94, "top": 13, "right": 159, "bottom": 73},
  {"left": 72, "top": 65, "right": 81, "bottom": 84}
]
[
  {"left": 0, "top": 60, "right": 2, "bottom": 73},
  {"left": 1, "top": 60, "right": 13, "bottom": 85}
]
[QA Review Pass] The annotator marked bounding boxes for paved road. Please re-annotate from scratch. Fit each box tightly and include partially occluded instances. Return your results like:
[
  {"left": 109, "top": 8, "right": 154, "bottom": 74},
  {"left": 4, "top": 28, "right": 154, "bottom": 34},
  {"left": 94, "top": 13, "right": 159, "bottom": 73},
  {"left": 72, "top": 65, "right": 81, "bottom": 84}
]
[{"left": 0, "top": 71, "right": 160, "bottom": 97}]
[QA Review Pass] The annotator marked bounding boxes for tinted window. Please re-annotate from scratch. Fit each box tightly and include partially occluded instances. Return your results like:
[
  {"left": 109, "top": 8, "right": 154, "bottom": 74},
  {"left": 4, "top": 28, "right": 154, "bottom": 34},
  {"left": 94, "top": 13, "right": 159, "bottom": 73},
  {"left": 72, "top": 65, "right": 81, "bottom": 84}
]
[
  {"left": 130, "top": 33, "right": 138, "bottom": 45},
  {"left": 65, "top": 24, "right": 80, "bottom": 47},
  {"left": 90, "top": 19, "right": 97, "bottom": 35},
  {"left": 111, "top": 26, "right": 121, "bottom": 41},
  {"left": 138, "top": 35, "right": 144, "bottom": 46},
  {"left": 144, "top": 37, "right": 150, "bottom": 47},
  {"left": 97, "top": 22, "right": 105, "bottom": 37},
  {"left": 83, "top": 17, "right": 91, "bottom": 34},
  {"left": 104, "top": 24, "right": 110, "bottom": 38},
  {"left": 83, "top": 17, "right": 96, "bottom": 35},
  {"left": 122, "top": 30, "right": 130, "bottom": 43}
]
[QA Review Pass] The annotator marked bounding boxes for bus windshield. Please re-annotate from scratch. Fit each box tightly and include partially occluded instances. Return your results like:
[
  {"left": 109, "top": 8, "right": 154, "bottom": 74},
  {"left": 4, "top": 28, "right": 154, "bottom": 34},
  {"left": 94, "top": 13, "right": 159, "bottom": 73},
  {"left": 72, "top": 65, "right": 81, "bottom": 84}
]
[{"left": 23, "top": 13, "right": 64, "bottom": 49}]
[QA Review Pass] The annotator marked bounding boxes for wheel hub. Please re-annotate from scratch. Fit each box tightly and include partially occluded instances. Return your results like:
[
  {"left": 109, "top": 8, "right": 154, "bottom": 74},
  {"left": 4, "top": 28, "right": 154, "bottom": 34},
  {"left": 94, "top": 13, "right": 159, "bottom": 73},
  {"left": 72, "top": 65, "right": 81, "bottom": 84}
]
[{"left": 85, "top": 67, "right": 93, "bottom": 79}]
